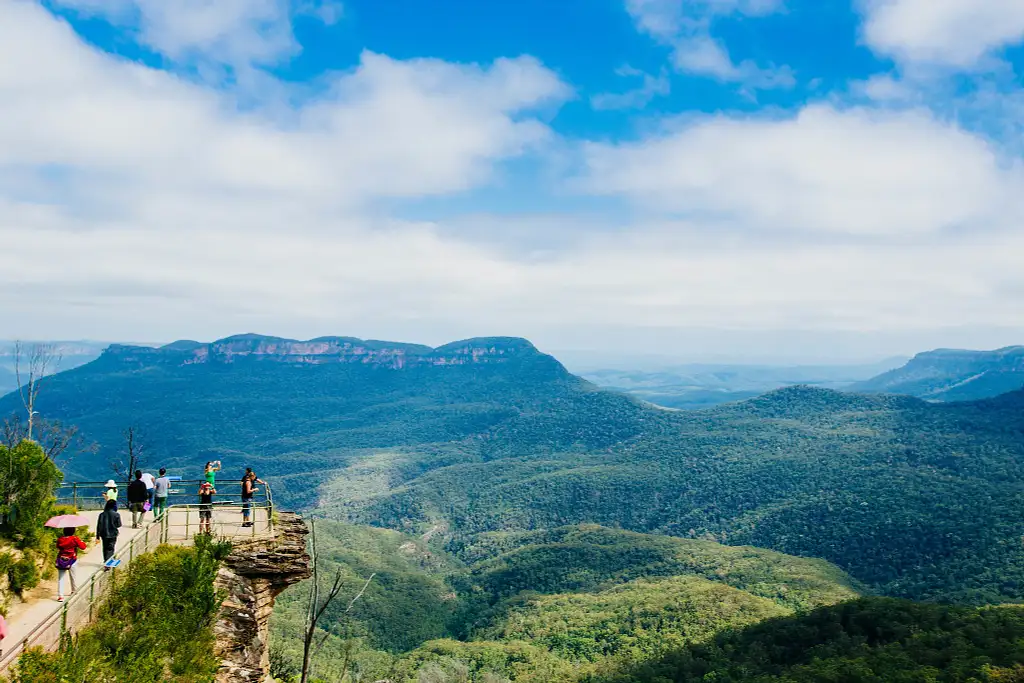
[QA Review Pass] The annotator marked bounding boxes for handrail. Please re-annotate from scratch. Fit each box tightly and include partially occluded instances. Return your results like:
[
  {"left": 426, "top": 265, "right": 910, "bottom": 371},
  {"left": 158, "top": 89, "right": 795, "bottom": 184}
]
[
  {"left": 0, "top": 496, "right": 275, "bottom": 675},
  {"left": 55, "top": 479, "right": 272, "bottom": 512}
]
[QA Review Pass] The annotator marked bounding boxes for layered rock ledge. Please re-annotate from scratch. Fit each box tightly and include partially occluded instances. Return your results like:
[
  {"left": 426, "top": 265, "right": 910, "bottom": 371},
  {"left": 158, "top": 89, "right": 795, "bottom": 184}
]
[{"left": 214, "top": 512, "right": 311, "bottom": 683}]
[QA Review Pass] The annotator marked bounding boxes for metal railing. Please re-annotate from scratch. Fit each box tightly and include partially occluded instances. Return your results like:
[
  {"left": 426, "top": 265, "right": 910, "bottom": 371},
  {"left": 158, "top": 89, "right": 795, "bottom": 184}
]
[
  {"left": 0, "top": 488, "right": 275, "bottom": 676},
  {"left": 56, "top": 478, "right": 273, "bottom": 512}
]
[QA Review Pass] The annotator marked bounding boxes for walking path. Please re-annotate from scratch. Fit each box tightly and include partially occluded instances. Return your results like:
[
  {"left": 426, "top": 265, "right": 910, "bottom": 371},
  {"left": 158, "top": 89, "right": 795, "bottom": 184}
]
[{"left": 1, "top": 504, "right": 270, "bottom": 669}]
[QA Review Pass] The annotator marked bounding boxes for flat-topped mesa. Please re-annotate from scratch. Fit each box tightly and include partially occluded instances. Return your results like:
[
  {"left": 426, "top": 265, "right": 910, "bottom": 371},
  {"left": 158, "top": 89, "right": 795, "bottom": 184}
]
[{"left": 101, "top": 334, "right": 542, "bottom": 370}]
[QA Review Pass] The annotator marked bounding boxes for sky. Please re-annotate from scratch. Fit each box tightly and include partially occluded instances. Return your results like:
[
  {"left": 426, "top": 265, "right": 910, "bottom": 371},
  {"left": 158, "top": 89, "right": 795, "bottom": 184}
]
[{"left": 1, "top": 0, "right": 1024, "bottom": 363}]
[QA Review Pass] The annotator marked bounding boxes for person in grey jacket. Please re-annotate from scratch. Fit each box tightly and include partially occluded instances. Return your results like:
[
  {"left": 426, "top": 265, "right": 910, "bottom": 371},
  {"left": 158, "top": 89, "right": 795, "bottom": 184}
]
[{"left": 96, "top": 498, "right": 122, "bottom": 568}]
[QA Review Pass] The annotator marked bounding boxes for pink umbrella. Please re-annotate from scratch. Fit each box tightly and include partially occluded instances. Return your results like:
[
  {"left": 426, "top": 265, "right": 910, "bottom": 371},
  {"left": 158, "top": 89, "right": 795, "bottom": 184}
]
[{"left": 44, "top": 514, "right": 90, "bottom": 528}]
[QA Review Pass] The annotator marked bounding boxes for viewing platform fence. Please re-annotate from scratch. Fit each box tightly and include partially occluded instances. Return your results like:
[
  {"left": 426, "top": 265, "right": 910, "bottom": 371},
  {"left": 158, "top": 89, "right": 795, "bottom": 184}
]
[{"left": 0, "top": 485, "right": 275, "bottom": 676}]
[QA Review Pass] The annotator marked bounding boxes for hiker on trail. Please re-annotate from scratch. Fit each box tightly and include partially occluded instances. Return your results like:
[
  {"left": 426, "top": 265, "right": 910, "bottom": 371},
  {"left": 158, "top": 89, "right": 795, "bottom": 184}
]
[
  {"left": 198, "top": 481, "right": 216, "bottom": 535},
  {"left": 204, "top": 460, "right": 221, "bottom": 487},
  {"left": 153, "top": 468, "right": 171, "bottom": 519},
  {"left": 96, "top": 498, "right": 122, "bottom": 569},
  {"left": 103, "top": 479, "right": 119, "bottom": 508},
  {"left": 55, "top": 527, "right": 86, "bottom": 602},
  {"left": 240, "top": 468, "right": 263, "bottom": 528},
  {"left": 140, "top": 470, "right": 156, "bottom": 509},
  {"left": 127, "top": 470, "right": 148, "bottom": 528}
]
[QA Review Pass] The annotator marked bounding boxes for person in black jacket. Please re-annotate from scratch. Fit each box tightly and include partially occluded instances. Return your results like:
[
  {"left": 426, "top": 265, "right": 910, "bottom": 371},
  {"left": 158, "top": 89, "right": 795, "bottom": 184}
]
[
  {"left": 127, "top": 470, "right": 148, "bottom": 528},
  {"left": 96, "top": 499, "right": 122, "bottom": 568}
]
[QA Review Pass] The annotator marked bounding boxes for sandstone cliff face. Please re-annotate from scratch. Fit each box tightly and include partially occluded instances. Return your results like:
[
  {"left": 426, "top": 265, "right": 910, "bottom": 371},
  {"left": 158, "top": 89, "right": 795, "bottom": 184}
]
[
  {"left": 102, "top": 334, "right": 540, "bottom": 370},
  {"left": 214, "top": 512, "right": 311, "bottom": 683}
]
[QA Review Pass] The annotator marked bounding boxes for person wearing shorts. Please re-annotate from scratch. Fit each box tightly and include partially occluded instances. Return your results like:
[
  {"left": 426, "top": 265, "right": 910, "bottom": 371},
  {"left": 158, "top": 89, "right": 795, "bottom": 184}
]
[{"left": 198, "top": 481, "right": 216, "bottom": 534}]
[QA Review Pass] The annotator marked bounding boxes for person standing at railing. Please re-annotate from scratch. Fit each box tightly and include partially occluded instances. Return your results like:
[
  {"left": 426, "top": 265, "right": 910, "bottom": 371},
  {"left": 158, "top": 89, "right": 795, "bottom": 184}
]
[
  {"left": 96, "top": 499, "right": 122, "bottom": 569},
  {"left": 204, "top": 460, "right": 221, "bottom": 487},
  {"left": 153, "top": 468, "right": 171, "bottom": 519},
  {"left": 198, "top": 481, "right": 216, "bottom": 535},
  {"left": 103, "top": 479, "right": 119, "bottom": 508},
  {"left": 240, "top": 469, "right": 263, "bottom": 528},
  {"left": 0, "top": 611, "right": 7, "bottom": 658},
  {"left": 140, "top": 470, "right": 156, "bottom": 510},
  {"left": 127, "top": 470, "right": 149, "bottom": 528},
  {"left": 55, "top": 527, "right": 87, "bottom": 602}
]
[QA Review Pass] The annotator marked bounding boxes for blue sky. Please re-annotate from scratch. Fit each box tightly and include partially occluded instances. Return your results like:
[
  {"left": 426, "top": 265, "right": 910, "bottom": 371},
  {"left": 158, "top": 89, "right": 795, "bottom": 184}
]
[{"left": 3, "top": 0, "right": 1024, "bottom": 363}]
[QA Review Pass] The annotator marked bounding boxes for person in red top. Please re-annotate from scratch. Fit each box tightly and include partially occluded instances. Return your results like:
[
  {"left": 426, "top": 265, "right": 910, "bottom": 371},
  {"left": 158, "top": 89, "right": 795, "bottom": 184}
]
[{"left": 55, "top": 527, "right": 87, "bottom": 602}]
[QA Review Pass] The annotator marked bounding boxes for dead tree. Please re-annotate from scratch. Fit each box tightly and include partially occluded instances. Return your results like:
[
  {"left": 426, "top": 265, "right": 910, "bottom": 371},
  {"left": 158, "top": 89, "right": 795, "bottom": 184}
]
[
  {"left": 112, "top": 426, "right": 147, "bottom": 487},
  {"left": 300, "top": 518, "right": 374, "bottom": 683},
  {"left": 12, "top": 341, "right": 61, "bottom": 441}
]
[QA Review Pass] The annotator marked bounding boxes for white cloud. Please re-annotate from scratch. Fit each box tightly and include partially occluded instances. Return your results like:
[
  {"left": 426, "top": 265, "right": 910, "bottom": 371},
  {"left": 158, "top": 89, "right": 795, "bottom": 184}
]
[
  {"left": 582, "top": 105, "right": 1024, "bottom": 235},
  {"left": 625, "top": 0, "right": 793, "bottom": 88},
  {"left": 0, "top": 3, "right": 568, "bottom": 211},
  {"left": 1, "top": 2, "right": 1024, "bottom": 356},
  {"left": 591, "top": 66, "right": 670, "bottom": 110},
  {"left": 48, "top": 0, "right": 345, "bottom": 69},
  {"left": 861, "top": 0, "right": 1024, "bottom": 68}
]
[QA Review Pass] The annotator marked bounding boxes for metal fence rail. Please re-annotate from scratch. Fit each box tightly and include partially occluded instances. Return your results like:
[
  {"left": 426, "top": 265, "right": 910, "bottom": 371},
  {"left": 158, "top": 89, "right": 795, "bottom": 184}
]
[
  {"left": 56, "top": 479, "right": 273, "bottom": 512},
  {"left": 0, "top": 490, "right": 275, "bottom": 676}
]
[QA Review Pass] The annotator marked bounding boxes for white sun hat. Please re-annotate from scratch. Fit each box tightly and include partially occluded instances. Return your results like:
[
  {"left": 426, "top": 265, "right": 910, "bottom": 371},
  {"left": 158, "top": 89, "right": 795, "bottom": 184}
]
[{"left": 104, "top": 480, "right": 117, "bottom": 488}]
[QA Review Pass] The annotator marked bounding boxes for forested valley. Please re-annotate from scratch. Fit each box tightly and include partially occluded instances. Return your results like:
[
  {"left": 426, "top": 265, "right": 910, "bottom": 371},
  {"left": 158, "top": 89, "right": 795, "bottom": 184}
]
[{"left": 4, "top": 335, "right": 1024, "bottom": 681}]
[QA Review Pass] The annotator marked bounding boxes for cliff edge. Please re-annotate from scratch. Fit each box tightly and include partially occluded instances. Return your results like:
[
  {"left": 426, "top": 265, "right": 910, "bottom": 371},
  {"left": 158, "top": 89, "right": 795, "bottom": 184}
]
[{"left": 214, "top": 512, "right": 312, "bottom": 683}]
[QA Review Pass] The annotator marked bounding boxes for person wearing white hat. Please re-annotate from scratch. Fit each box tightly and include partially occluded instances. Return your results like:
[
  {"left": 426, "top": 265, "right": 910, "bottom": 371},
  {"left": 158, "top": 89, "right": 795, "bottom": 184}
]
[{"left": 102, "top": 480, "right": 119, "bottom": 508}]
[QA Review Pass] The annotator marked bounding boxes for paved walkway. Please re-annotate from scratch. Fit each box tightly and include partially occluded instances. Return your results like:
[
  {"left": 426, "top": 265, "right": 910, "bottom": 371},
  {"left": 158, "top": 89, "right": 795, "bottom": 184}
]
[{"left": 2, "top": 505, "right": 270, "bottom": 661}]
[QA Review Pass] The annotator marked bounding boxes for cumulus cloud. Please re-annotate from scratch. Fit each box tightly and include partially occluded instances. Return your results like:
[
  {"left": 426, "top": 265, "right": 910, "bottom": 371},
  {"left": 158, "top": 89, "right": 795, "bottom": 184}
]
[
  {"left": 625, "top": 0, "right": 794, "bottom": 88},
  {"left": 582, "top": 105, "right": 1024, "bottom": 235},
  {"left": 48, "top": 0, "right": 345, "bottom": 69},
  {"left": 2, "top": 2, "right": 1024, "bottom": 356},
  {"left": 860, "top": 0, "right": 1024, "bottom": 68},
  {"left": 0, "top": 3, "right": 568, "bottom": 213}
]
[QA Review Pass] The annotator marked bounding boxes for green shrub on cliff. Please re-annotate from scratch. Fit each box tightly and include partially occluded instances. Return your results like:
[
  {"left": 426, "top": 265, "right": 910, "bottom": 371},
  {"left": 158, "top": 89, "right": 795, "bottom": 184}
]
[{"left": 6, "top": 535, "right": 231, "bottom": 683}]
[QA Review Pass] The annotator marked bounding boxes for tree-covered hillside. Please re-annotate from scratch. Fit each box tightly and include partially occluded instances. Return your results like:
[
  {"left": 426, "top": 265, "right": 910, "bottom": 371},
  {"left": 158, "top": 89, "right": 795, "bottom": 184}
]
[
  {"left": 6, "top": 335, "right": 1024, "bottom": 604},
  {"left": 854, "top": 346, "right": 1024, "bottom": 401},
  {"left": 336, "top": 385, "right": 1024, "bottom": 603},
  {"left": 269, "top": 522, "right": 861, "bottom": 682}
]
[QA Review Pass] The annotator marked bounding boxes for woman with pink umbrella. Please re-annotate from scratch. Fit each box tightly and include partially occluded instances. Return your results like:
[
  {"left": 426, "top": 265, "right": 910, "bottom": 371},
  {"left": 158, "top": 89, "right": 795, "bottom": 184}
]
[{"left": 45, "top": 513, "right": 89, "bottom": 602}]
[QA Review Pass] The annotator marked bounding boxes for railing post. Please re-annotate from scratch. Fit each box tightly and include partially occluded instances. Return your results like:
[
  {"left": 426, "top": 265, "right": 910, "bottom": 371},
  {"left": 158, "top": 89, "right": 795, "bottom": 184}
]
[
  {"left": 60, "top": 602, "right": 68, "bottom": 636},
  {"left": 129, "top": 537, "right": 134, "bottom": 563},
  {"left": 185, "top": 508, "right": 190, "bottom": 540},
  {"left": 89, "top": 574, "right": 96, "bottom": 621},
  {"left": 72, "top": 482, "right": 78, "bottom": 510}
]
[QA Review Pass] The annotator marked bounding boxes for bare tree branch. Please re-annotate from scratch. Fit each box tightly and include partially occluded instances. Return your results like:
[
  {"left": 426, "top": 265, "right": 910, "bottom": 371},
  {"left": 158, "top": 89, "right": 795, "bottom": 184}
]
[
  {"left": 300, "top": 519, "right": 376, "bottom": 683},
  {"left": 12, "top": 341, "right": 61, "bottom": 441}
]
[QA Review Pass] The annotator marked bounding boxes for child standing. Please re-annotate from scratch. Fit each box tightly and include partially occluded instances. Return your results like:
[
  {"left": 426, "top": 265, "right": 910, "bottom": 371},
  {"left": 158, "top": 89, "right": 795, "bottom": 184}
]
[{"left": 198, "top": 481, "right": 216, "bottom": 535}]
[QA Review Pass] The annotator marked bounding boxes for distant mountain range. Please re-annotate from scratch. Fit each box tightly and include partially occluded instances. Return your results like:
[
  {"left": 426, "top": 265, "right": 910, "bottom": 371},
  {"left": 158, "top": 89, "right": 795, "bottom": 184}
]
[
  {"left": 581, "top": 358, "right": 907, "bottom": 409},
  {"left": 5, "top": 333, "right": 1024, "bottom": 608},
  {"left": 0, "top": 340, "right": 132, "bottom": 394},
  {"left": 852, "top": 346, "right": 1024, "bottom": 401}
]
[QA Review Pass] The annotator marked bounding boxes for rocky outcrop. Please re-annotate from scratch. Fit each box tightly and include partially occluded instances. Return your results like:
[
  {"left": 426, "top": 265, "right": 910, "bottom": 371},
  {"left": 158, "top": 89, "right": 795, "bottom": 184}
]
[
  {"left": 101, "top": 334, "right": 541, "bottom": 370},
  {"left": 214, "top": 512, "right": 311, "bottom": 683}
]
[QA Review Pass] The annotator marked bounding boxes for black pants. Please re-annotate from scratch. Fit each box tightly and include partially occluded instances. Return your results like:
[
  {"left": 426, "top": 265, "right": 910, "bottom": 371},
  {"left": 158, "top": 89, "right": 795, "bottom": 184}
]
[{"left": 101, "top": 536, "right": 116, "bottom": 563}]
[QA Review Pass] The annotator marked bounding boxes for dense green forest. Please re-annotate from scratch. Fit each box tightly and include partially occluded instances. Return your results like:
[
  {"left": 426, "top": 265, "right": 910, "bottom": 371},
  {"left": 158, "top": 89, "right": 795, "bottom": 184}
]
[
  {"left": 7, "top": 335, "right": 1024, "bottom": 680},
  {"left": 5, "top": 337, "right": 1024, "bottom": 604},
  {"left": 271, "top": 522, "right": 1024, "bottom": 682},
  {"left": 269, "top": 521, "right": 862, "bottom": 682}
]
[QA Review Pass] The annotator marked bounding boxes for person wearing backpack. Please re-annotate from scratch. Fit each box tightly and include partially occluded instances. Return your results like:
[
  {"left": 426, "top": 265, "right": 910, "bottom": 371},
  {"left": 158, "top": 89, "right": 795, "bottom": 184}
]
[
  {"left": 55, "top": 527, "right": 87, "bottom": 602},
  {"left": 96, "top": 498, "right": 122, "bottom": 569}
]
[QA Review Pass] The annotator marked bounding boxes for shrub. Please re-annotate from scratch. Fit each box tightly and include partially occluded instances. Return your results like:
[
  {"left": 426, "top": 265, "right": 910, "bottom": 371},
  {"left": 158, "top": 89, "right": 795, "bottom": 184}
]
[
  {"left": 8, "top": 557, "right": 39, "bottom": 596},
  {"left": 6, "top": 537, "right": 232, "bottom": 682}
]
